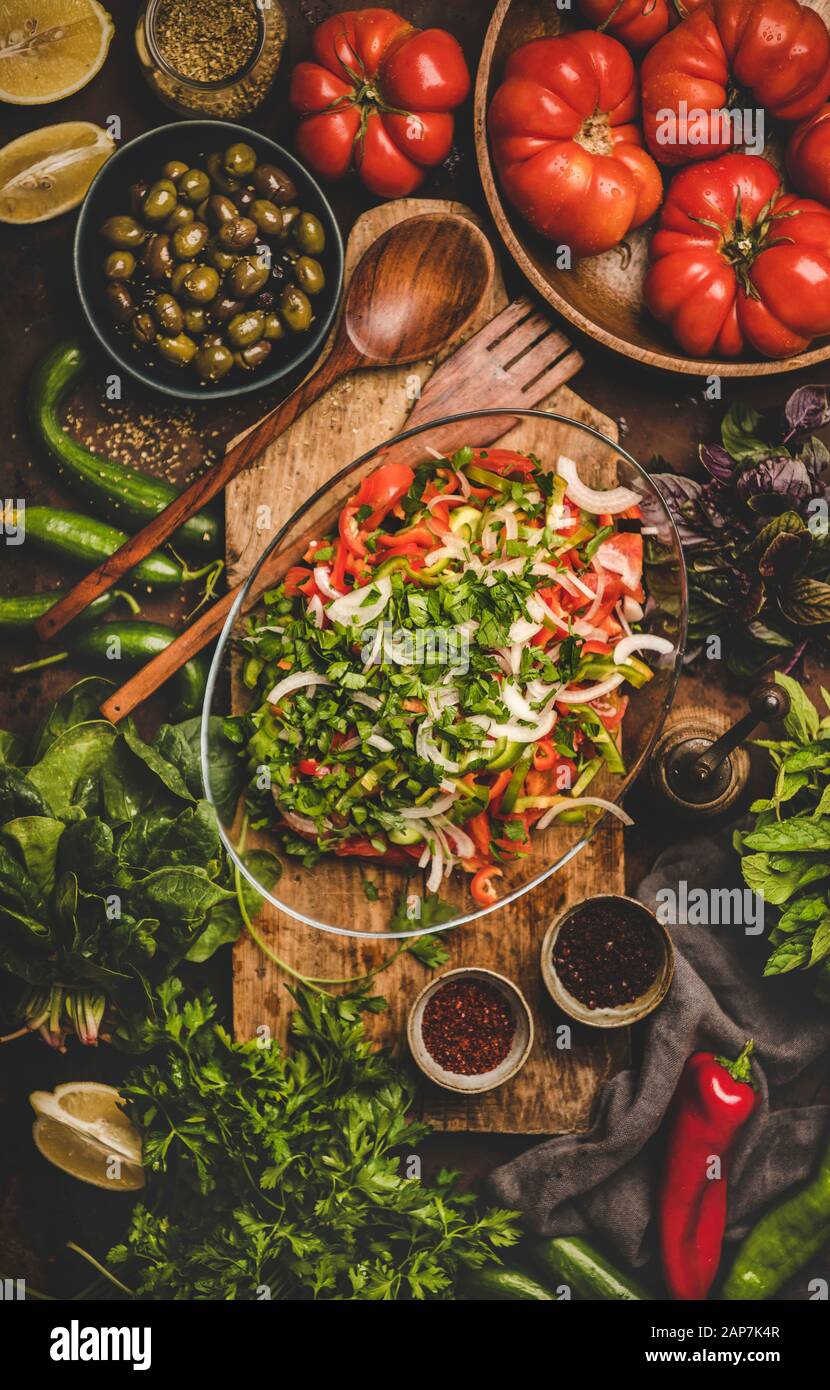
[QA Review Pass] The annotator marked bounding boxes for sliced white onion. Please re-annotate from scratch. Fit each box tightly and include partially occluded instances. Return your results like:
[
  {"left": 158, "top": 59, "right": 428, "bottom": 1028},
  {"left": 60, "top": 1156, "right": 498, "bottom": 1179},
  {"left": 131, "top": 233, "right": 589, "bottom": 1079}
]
[
  {"left": 352, "top": 691, "right": 382, "bottom": 711},
  {"left": 327, "top": 576, "right": 392, "bottom": 629},
  {"left": 477, "top": 693, "right": 559, "bottom": 743},
  {"left": 483, "top": 556, "right": 526, "bottom": 584},
  {"left": 426, "top": 840, "right": 444, "bottom": 894},
  {"left": 502, "top": 682, "right": 536, "bottom": 723},
  {"left": 367, "top": 732, "right": 394, "bottom": 753},
  {"left": 338, "top": 735, "right": 360, "bottom": 752},
  {"left": 427, "top": 492, "right": 466, "bottom": 511},
  {"left": 614, "top": 601, "right": 632, "bottom": 638},
  {"left": 508, "top": 616, "right": 543, "bottom": 644},
  {"left": 418, "top": 844, "right": 430, "bottom": 869},
  {"left": 614, "top": 634, "right": 674, "bottom": 665},
  {"left": 623, "top": 596, "right": 644, "bottom": 623},
  {"left": 557, "top": 455, "right": 641, "bottom": 515},
  {"left": 277, "top": 806, "right": 319, "bottom": 838},
  {"left": 362, "top": 623, "right": 384, "bottom": 670},
  {"left": 537, "top": 796, "right": 634, "bottom": 830},
  {"left": 266, "top": 670, "right": 332, "bottom": 705},
  {"left": 400, "top": 791, "right": 458, "bottom": 820},
  {"left": 416, "top": 720, "right": 460, "bottom": 773},
  {"left": 307, "top": 594, "right": 324, "bottom": 629},
  {"left": 556, "top": 674, "right": 624, "bottom": 703},
  {"left": 585, "top": 575, "right": 607, "bottom": 623},
  {"left": 435, "top": 815, "right": 475, "bottom": 861},
  {"left": 546, "top": 502, "right": 579, "bottom": 532},
  {"left": 482, "top": 506, "right": 519, "bottom": 553},
  {"left": 313, "top": 565, "right": 342, "bottom": 599}
]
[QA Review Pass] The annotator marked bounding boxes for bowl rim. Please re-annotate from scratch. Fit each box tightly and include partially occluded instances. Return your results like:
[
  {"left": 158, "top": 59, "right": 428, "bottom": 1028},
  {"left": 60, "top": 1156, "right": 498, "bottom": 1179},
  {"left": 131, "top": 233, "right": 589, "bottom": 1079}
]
[
  {"left": 473, "top": 0, "right": 830, "bottom": 379},
  {"left": 73, "top": 119, "right": 344, "bottom": 403},
  {"left": 201, "top": 405, "right": 689, "bottom": 939},
  {"left": 540, "top": 893, "right": 676, "bottom": 1028},
  {"left": 406, "top": 965, "right": 535, "bottom": 1094}
]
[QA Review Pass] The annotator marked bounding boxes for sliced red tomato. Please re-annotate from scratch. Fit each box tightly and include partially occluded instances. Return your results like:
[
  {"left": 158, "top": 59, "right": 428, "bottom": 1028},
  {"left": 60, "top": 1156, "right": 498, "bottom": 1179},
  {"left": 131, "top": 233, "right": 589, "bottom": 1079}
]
[
  {"left": 298, "top": 758, "right": 331, "bottom": 777},
  {"left": 595, "top": 531, "right": 643, "bottom": 594},
  {"left": 470, "top": 865, "right": 503, "bottom": 905},
  {"left": 284, "top": 566, "right": 316, "bottom": 598},
  {"left": 533, "top": 738, "right": 557, "bottom": 772},
  {"left": 333, "top": 837, "right": 413, "bottom": 867},
  {"left": 466, "top": 811, "right": 493, "bottom": 860},
  {"left": 355, "top": 462, "right": 415, "bottom": 528},
  {"left": 471, "top": 447, "right": 536, "bottom": 477},
  {"left": 593, "top": 692, "right": 629, "bottom": 731}
]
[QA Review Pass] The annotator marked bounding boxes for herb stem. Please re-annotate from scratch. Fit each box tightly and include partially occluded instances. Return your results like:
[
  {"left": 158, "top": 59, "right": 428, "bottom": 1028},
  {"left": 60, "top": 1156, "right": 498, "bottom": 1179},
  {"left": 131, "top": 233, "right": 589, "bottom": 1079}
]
[{"left": 66, "top": 1241, "right": 134, "bottom": 1296}]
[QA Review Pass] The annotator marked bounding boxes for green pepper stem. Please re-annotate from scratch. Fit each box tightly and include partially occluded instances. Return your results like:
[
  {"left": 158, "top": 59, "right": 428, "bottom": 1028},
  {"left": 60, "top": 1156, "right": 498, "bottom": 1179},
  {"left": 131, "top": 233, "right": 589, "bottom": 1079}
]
[{"left": 715, "top": 1038, "right": 756, "bottom": 1087}]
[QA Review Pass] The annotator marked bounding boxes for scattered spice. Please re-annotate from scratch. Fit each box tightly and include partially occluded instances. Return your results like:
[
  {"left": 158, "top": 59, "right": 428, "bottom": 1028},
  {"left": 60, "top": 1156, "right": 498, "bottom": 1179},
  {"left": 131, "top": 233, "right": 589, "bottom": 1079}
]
[
  {"left": 553, "top": 901, "right": 660, "bottom": 1010},
  {"left": 422, "top": 978, "right": 515, "bottom": 1075}
]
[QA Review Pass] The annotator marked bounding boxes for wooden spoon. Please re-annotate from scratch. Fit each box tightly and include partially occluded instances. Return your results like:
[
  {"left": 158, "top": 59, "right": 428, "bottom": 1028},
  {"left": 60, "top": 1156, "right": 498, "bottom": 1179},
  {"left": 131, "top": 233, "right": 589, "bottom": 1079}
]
[{"left": 37, "top": 213, "right": 494, "bottom": 642}]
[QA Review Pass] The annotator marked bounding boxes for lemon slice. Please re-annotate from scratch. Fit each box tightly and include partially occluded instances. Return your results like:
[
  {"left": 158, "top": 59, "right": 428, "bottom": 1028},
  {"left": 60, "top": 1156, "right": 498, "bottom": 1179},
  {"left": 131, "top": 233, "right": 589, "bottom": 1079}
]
[
  {"left": 0, "top": 0, "right": 114, "bottom": 105},
  {"left": 30, "top": 1081, "right": 145, "bottom": 1190},
  {"left": 0, "top": 120, "right": 114, "bottom": 222}
]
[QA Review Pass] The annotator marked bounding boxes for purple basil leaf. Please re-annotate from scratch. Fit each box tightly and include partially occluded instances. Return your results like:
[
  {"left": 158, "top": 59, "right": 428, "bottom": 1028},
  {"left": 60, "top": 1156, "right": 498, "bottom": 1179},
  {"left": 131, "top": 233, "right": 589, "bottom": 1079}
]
[
  {"left": 735, "top": 456, "right": 818, "bottom": 513},
  {"left": 647, "top": 473, "right": 707, "bottom": 545},
  {"left": 783, "top": 385, "right": 830, "bottom": 442},
  {"left": 698, "top": 479, "right": 740, "bottom": 531},
  {"left": 699, "top": 442, "right": 737, "bottom": 482},
  {"left": 798, "top": 436, "right": 830, "bottom": 481}
]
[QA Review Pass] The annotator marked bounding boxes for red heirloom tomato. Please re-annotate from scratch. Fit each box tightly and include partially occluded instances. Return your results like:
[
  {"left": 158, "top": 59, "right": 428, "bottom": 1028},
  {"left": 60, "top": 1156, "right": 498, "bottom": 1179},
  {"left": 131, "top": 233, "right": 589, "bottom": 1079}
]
[
  {"left": 579, "top": 0, "right": 670, "bottom": 53},
  {"left": 644, "top": 153, "right": 830, "bottom": 358},
  {"left": 788, "top": 104, "right": 830, "bottom": 205},
  {"left": 641, "top": 0, "right": 830, "bottom": 167},
  {"left": 289, "top": 7, "right": 470, "bottom": 198},
  {"left": 487, "top": 31, "right": 662, "bottom": 257}
]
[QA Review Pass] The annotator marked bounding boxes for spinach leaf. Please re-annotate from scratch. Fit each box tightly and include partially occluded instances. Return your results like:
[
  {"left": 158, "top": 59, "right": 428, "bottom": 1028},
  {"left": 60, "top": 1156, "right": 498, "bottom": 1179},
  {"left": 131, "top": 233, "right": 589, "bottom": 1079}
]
[
  {"left": 0, "top": 729, "right": 26, "bottom": 765},
  {"left": 29, "top": 676, "right": 115, "bottom": 762},
  {"left": 0, "top": 817, "right": 65, "bottom": 895},
  {"left": 154, "top": 716, "right": 244, "bottom": 823},
  {"left": 121, "top": 721, "right": 194, "bottom": 805},
  {"left": 27, "top": 721, "right": 117, "bottom": 819},
  {"left": 0, "top": 765, "right": 50, "bottom": 822}
]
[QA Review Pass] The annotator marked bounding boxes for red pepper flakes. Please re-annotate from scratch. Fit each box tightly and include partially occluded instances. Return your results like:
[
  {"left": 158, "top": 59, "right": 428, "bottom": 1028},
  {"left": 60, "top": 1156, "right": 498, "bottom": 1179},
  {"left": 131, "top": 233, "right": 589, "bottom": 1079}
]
[{"left": 421, "top": 978, "right": 516, "bottom": 1075}]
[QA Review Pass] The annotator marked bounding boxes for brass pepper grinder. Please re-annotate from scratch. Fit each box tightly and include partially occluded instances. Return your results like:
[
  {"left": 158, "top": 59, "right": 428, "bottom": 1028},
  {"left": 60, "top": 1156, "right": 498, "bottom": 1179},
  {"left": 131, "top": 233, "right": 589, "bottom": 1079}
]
[{"left": 651, "top": 682, "right": 791, "bottom": 817}]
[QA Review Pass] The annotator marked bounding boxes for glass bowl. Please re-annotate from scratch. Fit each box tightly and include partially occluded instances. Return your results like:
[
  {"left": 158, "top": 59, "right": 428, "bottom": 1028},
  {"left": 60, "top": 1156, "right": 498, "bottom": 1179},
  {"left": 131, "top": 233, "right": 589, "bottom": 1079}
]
[{"left": 202, "top": 408, "right": 688, "bottom": 939}]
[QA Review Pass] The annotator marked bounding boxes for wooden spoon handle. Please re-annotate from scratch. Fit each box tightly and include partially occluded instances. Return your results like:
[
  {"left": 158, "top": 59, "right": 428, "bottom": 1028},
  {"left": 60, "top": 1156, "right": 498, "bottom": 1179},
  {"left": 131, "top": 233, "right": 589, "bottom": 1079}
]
[{"left": 35, "top": 343, "right": 357, "bottom": 643}]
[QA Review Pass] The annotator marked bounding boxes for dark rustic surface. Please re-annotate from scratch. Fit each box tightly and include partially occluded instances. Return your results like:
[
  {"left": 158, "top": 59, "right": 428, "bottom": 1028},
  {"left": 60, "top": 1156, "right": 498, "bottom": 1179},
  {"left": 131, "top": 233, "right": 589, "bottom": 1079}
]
[{"left": 0, "top": 0, "right": 828, "bottom": 1297}]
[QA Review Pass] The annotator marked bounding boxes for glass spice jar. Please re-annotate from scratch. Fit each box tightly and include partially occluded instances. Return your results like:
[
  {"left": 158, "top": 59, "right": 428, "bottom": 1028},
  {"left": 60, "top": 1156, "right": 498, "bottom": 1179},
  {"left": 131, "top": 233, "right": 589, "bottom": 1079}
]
[{"left": 135, "top": 0, "right": 286, "bottom": 119}]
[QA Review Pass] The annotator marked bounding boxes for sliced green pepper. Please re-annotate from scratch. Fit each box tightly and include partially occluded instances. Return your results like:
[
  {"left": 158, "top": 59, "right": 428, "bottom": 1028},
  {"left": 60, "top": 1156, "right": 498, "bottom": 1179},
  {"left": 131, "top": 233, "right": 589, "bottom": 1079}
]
[{"left": 501, "top": 747, "right": 534, "bottom": 814}]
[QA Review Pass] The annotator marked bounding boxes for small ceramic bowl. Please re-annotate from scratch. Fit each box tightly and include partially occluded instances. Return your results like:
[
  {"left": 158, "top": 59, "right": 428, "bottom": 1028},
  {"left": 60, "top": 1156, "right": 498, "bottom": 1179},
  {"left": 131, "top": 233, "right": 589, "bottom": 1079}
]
[
  {"left": 541, "top": 895, "right": 674, "bottom": 1029},
  {"left": 407, "top": 966, "right": 534, "bottom": 1094}
]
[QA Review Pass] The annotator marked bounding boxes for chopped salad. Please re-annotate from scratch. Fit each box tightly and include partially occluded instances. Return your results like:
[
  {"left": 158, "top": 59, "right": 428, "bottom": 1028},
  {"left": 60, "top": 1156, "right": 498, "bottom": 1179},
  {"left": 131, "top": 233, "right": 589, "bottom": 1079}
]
[{"left": 226, "top": 446, "right": 674, "bottom": 907}]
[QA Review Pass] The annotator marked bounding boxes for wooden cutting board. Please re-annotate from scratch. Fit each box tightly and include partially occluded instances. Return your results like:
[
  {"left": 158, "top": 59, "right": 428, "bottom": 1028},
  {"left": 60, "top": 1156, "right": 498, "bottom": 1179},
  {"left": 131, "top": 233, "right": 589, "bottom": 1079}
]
[{"left": 227, "top": 197, "right": 629, "bottom": 1134}]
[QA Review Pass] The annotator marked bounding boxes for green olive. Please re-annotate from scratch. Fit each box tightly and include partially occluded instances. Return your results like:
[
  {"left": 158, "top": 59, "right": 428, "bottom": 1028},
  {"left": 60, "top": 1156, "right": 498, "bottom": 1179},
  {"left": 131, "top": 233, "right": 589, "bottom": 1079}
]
[
  {"left": 294, "top": 211, "right": 326, "bottom": 256},
  {"left": 131, "top": 311, "right": 157, "bottom": 346},
  {"left": 182, "top": 264, "right": 220, "bottom": 303},
  {"left": 212, "top": 294, "right": 244, "bottom": 322},
  {"left": 162, "top": 159, "right": 189, "bottom": 183},
  {"left": 227, "top": 310, "right": 265, "bottom": 348},
  {"left": 104, "top": 250, "right": 136, "bottom": 280},
  {"left": 207, "top": 194, "right": 237, "bottom": 227},
  {"left": 165, "top": 203, "right": 194, "bottom": 232},
  {"left": 142, "top": 179, "right": 178, "bottom": 223},
  {"left": 250, "top": 199, "right": 283, "bottom": 237},
  {"left": 293, "top": 255, "right": 325, "bottom": 296},
  {"left": 142, "top": 232, "right": 173, "bottom": 282},
  {"left": 171, "top": 260, "right": 197, "bottom": 295},
  {"left": 157, "top": 333, "right": 198, "bottom": 367},
  {"left": 278, "top": 205, "right": 300, "bottom": 238},
  {"left": 153, "top": 292, "right": 184, "bottom": 335},
  {"left": 263, "top": 311, "right": 285, "bottom": 341},
  {"left": 223, "top": 142, "right": 257, "bottom": 177},
  {"left": 279, "top": 284, "right": 313, "bottom": 332},
  {"left": 206, "top": 151, "right": 240, "bottom": 195},
  {"left": 180, "top": 168, "right": 211, "bottom": 204},
  {"left": 218, "top": 216, "right": 258, "bottom": 251},
  {"left": 196, "top": 342, "right": 235, "bottom": 382},
  {"left": 172, "top": 220, "right": 209, "bottom": 260},
  {"left": 253, "top": 163, "right": 297, "bottom": 206},
  {"left": 200, "top": 332, "right": 224, "bottom": 349},
  {"left": 106, "top": 281, "right": 134, "bottom": 325},
  {"left": 182, "top": 305, "right": 208, "bottom": 334},
  {"left": 228, "top": 254, "right": 269, "bottom": 298},
  {"left": 233, "top": 340, "right": 272, "bottom": 371},
  {"left": 206, "top": 239, "right": 237, "bottom": 272},
  {"left": 100, "top": 215, "right": 146, "bottom": 249}
]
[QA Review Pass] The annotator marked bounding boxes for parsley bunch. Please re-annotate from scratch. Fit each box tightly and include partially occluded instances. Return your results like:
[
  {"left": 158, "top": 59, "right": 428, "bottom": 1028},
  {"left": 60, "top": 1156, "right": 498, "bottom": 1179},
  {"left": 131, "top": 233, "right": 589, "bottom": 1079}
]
[{"left": 108, "top": 979, "right": 520, "bottom": 1299}]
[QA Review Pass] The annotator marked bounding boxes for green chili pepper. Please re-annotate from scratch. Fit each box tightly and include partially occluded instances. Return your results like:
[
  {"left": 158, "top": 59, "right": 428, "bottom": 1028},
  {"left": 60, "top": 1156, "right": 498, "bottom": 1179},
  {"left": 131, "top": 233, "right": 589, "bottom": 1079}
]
[
  {"left": 722, "top": 1130, "right": 830, "bottom": 1301},
  {"left": 466, "top": 464, "right": 512, "bottom": 492},
  {"left": 500, "top": 747, "right": 534, "bottom": 814}
]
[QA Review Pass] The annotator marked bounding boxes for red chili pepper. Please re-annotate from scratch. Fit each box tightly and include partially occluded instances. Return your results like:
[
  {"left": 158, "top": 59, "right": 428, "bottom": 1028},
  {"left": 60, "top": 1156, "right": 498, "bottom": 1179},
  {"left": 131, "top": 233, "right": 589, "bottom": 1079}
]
[
  {"left": 659, "top": 1040, "right": 758, "bottom": 1301},
  {"left": 467, "top": 810, "right": 492, "bottom": 860},
  {"left": 339, "top": 503, "right": 367, "bottom": 557},
  {"left": 470, "top": 865, "right": 503, "bottom": 906}
]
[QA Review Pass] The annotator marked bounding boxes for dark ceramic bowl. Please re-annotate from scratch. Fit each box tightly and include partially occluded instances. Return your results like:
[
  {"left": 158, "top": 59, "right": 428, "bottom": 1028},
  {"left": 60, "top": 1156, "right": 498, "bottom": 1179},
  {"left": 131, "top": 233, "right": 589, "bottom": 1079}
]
[{"left": 74, "top": 120, "right": 344, "bottom": 402}]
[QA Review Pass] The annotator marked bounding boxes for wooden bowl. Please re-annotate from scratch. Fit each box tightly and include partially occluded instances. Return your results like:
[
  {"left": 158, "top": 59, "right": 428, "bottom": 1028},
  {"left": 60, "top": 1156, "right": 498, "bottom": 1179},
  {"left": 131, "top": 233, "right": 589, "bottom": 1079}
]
[{"left": 474, "top": 0, "right": 830, "bottom": 377}]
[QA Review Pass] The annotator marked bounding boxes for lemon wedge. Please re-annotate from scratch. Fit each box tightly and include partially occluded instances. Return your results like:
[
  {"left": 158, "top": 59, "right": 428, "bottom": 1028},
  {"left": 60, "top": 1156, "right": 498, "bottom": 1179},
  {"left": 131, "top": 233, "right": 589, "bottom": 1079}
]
[
  {"left": 0, "top": 120, "right": 114, "bottom": 222},
  {"left": 0, "top": 0, "right": 114, "bottom": 106},
  {"left": 30, "top": 1080, "right": 145, "bottom": 1190}
]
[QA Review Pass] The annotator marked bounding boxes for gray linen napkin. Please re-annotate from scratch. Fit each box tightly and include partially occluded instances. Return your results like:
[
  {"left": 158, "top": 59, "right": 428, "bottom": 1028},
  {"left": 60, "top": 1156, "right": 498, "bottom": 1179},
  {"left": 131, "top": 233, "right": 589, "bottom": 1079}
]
[{"left": 487, "top": 834, "right": 830, "bottom": 1297}]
